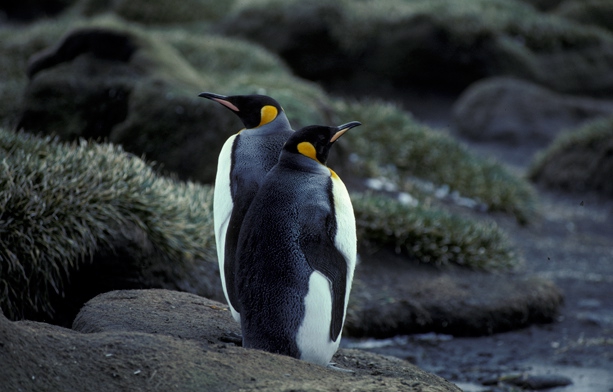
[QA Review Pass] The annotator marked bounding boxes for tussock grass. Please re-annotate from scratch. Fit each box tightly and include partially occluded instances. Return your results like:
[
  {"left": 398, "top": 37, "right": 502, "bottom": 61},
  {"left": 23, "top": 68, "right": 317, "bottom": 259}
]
[
  {"left": 352, "top": 192, "right": 516, "bottom": 270},
  {"left": 70, "top": 0, "right": 234, "bottom": 24},
  {"left": 335, "top": 99, "right": 536, "bottom": 223},
  {"left": 0, "top": 129, "right": 214, "bottom": 319}
]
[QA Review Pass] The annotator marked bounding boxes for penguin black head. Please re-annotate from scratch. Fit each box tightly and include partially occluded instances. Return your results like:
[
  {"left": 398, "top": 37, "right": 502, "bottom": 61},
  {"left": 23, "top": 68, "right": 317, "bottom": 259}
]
[
  {"left": 198, "top": 92, "right": 284, "bottom": 129},
  {"left": 283, "top": 121, "right": 361, "bottom": 165}
]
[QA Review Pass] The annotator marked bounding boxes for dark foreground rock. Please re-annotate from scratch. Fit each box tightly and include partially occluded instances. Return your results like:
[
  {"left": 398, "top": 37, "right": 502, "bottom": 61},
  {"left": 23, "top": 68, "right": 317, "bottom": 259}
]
[
  {"left": 0, "top": 289, "right": 461, "bottom": 392},
  {"left": 346, "top": 249, "right": 564, "bottom": 337}
]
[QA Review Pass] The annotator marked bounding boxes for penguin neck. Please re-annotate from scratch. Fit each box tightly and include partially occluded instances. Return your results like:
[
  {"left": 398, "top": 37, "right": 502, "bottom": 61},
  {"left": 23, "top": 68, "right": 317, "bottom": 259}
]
[
  {"left": 244, "top": 111, "right": 291, "bottom": 136},
  {"left": 278, "top": 150, "right": 331, "bottom": 176}
]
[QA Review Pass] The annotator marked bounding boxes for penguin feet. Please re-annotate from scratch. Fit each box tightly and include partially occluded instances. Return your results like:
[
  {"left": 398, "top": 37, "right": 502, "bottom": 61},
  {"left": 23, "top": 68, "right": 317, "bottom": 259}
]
[
  {"left": 220, "top": 332, "right": 243, "bottom": 346},
  {"left": 326, "top": 363, "right": 355, "bottom": 373}
]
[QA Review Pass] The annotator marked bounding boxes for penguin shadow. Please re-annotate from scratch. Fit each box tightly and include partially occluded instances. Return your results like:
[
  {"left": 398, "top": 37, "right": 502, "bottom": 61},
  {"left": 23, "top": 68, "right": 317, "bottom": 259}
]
[{"left": 219, "top": 331, "right": 242, "bottom": 346}]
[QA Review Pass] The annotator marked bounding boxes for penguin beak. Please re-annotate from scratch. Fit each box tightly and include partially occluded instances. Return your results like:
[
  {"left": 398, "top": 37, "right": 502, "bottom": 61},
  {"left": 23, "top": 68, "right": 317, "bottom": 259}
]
[
  {"left": 198, "top": 92, "right": 240, "bottom": 112},
  {"left": 331, "top": 121, "right": 362, "bottom": 143}
]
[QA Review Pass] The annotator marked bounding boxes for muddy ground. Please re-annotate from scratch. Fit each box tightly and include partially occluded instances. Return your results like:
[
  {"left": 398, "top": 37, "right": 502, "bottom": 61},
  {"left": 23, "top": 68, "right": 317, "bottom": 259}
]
[{"left": 341, "top": 90, "right": 613, "bottom": 392}]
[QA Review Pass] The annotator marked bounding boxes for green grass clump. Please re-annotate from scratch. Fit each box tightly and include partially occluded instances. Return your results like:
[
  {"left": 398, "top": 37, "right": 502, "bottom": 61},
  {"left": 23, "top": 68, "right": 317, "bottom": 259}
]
[
  {"left": 334, "top": 99, "right": 536, "bottom": 223},
  {"left": 528, "top": 115, "right": 613, "bottom": 195},
  {"left": 352, "top": 192, "right": 516, "bottom": 270},
  {"left": 0, "top": 128, "right": 215, "bottom": 319}
]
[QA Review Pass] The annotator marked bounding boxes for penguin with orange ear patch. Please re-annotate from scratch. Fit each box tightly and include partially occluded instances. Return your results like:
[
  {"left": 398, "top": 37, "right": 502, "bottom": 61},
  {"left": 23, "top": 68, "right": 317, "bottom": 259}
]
[
  {"left": 235, "top": 121, "right": 361, "bottom": 366},
  {"left": 199, "top": 92, "right": 294, "bottom": 323}
]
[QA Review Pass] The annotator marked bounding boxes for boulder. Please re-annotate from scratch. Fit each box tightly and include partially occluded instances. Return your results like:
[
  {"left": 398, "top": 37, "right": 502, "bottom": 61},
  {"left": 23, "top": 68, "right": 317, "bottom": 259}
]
[
  {"left": 452, "top": 77, "right": 613, "bottom": 146},
  {"left": 346, "top": 249, "right": 563, "bottom": 337},
  {"left": 0, "top": 289, "right": 461, "bottom": 392}
]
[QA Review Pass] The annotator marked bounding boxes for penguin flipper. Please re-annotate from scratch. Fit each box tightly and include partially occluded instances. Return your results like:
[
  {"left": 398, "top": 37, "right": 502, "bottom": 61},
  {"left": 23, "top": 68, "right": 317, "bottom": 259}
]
[
  {"left": 223, "top": 208, "right": 245, "bottom": 315},
  {"left": 299, "top": 228, "right": 348, "bottom": 342}
]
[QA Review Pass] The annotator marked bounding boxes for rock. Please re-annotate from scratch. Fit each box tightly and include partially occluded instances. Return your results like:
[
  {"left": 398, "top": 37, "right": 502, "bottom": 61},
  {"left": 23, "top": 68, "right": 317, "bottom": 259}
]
[
  {"left": 452, "top": 77, "right": 613, "bottom": 147},
  {"left": 345, "top": 250, "right": 563, "bottom": 337},
  {"left": 503, "top": 373, "right": 573, "bottom": 389},
  {"left": 0, "top": 289, "right": 462, "bottom": 392},
  {"left": 72, "top": 289, "right": 238, "bottom": 339}
]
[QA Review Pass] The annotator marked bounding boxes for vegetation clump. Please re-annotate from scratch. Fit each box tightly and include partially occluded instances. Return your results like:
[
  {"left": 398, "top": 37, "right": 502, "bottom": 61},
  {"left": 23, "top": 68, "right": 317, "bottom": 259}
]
[
  {"left": 335, "top": 99, "right": 536, "bottom": 224},
  {"left": 528, "top": 115, "right": 613, "bottom": 195},
  {"left": 0, "top": 129, "right": 214, "bottom": 319},
  {"left": 353, "top": 192, "right": 517, "bottom": 270}
]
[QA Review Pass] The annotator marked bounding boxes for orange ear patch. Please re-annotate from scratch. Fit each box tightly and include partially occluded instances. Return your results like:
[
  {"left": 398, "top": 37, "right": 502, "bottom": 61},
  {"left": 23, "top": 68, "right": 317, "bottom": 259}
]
[
  {"left": 258, "top": 105, "right": 278, "bottom": 127},
  {"left": 297, "top": 142, "right": 318, "bottom": 161}
]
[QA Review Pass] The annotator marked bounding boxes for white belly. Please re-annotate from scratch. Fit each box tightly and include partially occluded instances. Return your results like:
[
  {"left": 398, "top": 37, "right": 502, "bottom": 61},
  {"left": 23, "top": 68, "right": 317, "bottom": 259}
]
[
  {"left": 331, "top": 174, "right": 357, "bottom": 329},
  {"left": 295, "top": 271, "right": 339, "bottom": 366},
  {"left": 213, "top": 134, "right": 240, "bottom": 322}
]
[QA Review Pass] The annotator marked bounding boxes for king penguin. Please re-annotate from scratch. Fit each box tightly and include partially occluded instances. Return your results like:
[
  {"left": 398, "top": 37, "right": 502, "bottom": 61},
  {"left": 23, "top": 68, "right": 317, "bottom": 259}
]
[
  {"left": 235, "top": 121, "right": 361, "bottom": 366},
  {"left": 199, "top": 92, "right": 294, "bottom": 323}
]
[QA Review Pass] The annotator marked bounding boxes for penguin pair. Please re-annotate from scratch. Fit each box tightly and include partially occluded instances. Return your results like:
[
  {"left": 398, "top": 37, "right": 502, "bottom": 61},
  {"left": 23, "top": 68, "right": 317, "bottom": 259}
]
[{"left": 200, "top": 92, "right": 360, "bottom": 366}]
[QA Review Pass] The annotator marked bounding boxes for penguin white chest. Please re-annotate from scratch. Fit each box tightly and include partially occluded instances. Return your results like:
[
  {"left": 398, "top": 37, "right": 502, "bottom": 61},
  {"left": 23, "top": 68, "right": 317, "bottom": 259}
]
[
  {"left": 213, "top": 134, "right": 240, "bottom": 322},
  {"left": 330, "top": 173, "right": 357, "bottom": 315},
  {"left": 295, "top": 271, "right": 338, "bottom": 366}
]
